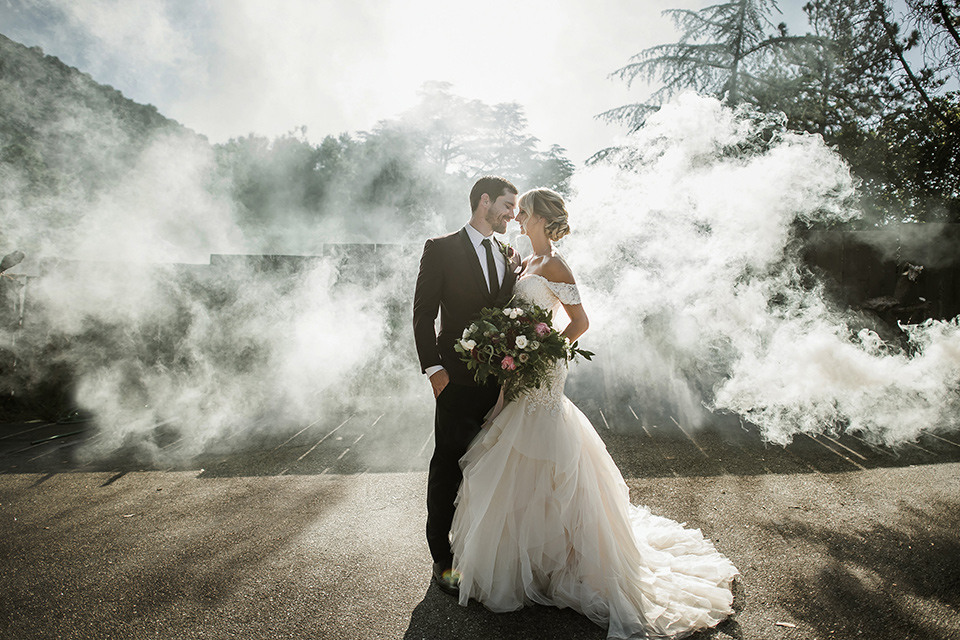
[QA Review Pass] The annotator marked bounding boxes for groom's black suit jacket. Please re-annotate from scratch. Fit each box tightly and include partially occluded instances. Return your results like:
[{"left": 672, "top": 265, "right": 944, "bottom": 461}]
[{"left": 413, "top": 227, "right": 517, "bottom": 387}]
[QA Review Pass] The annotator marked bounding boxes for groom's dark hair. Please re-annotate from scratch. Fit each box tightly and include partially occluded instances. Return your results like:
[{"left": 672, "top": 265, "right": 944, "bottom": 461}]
[{"left": 470, "top": 176, "right": 518, "bottom": 213}]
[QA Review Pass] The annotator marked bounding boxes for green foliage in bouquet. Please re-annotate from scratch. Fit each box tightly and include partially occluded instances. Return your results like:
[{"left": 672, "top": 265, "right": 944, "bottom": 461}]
[{"left": 454, "top": 303, "right": 593, "bottom": 401}]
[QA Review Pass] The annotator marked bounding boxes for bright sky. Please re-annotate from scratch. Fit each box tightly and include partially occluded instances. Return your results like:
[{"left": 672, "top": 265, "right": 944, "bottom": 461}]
[{"left": 1, "top": 0, "right": 702, "bottom": 164}]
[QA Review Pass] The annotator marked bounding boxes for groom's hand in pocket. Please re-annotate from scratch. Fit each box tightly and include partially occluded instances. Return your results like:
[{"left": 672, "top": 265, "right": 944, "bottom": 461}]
[{"left": 429, "top": 369, "right": 450, "bottom": 399}]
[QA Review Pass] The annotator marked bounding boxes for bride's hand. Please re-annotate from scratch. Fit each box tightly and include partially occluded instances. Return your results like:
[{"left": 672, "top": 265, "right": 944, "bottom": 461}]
[
  {"left": 508, "top": 248, "right": 523, "bottom": 273},
  {"left": 515, "top": 253, "right": 528, "bottom": 275}
]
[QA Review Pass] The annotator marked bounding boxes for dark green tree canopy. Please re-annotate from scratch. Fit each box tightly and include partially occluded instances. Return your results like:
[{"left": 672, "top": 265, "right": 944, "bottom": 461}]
[{"left": 599, "top": 0, "right": 960, "bottom": 223}]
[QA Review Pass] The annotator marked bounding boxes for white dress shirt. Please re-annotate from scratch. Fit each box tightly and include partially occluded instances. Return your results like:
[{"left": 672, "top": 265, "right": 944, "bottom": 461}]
[{"left": 463, "top": 223, "right": 506, "bottom": 292}]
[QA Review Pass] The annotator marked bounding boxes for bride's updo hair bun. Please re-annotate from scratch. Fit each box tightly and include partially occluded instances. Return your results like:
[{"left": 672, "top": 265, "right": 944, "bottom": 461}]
[{"left": 520, "top": 188, "right": 571, "bottom": 241}]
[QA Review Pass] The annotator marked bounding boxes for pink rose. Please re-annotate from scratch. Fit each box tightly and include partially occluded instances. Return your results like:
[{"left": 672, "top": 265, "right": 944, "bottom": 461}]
[
  {"left": 501, "top": 355, "right": 516, "bottom": 371},
  {"left": 535, "top": 322, "right": 550, "bottom": 337}
]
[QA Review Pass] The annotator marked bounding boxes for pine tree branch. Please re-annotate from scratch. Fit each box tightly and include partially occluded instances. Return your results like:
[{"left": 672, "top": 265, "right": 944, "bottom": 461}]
[
  {"left": 877, "top": 1, "right": 957, "bottom": 135},
  {"left": 934, "top": 0, "right": 960, "bottom": 50},
  {"left": 741, "top": 34, "right": 831, "bottom": 57}
]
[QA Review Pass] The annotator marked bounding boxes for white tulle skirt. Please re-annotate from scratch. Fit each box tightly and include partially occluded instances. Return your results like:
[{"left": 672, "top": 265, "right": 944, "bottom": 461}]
[{"left": 451, "top": 391, "right": 739, "bottom": 639}]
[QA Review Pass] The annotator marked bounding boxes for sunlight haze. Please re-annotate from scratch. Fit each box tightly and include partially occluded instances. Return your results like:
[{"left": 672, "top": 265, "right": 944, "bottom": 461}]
[{"left": 1, "top": 0, "right": 685, "bottom": 163}]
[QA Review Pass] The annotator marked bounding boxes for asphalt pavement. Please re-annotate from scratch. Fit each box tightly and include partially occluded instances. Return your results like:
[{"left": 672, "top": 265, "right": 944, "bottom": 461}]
[{"left": 1, "top": 407, "right": 958, "bottom": 640}]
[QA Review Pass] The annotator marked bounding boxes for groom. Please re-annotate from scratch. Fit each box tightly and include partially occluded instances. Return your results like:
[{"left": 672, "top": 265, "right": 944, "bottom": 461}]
[{"left": 413, "top": 175, "right": 520, "bottom": 596}]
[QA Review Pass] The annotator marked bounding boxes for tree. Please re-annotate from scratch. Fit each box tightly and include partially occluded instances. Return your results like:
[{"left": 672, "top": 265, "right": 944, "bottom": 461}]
[
  {"left": 768, "top": 0, "right": 901, "bottom": 138},
  {"left": 215, "top": 128, "right": 322, "bottom": 226},
  {"left": 848, "top": 91, "right": 960, "bottom": 221},
  {"left": 599, "top": 0, "right": 960, "bottom": 221},
  {"left": 908, "top": 0, "right": 960, "bottom": 75},
  {"left": 214, "top": 84, "right": 577, "bottom": 243},
  {"left": 526, "top": 144, "right": 577, "bottom": 195},
  {"left": 600, "top": 0, "right": 818, "bottom": 130},
  {"left": 889, "top": 0, "right": 960, "bottom": 131},
  {"left": 393, "top": 82, "right": 546, "bottom": 184}
]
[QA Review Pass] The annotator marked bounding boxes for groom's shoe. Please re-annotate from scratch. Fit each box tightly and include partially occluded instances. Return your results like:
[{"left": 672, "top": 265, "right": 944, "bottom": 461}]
[{"left": 432, "top": 562, "right": 460, "bottom": 597}]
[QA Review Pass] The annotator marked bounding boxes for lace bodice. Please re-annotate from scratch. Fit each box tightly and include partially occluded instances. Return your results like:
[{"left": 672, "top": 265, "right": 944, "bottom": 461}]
[
  {"left": 512, "top": 274, "right": 582, "bottom": 414},
  {"left": 513, "top": 274, "right": 581, "bottom": 314}
]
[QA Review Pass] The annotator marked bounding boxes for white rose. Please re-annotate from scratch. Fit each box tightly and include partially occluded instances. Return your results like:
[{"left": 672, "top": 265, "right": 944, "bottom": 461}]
[
  {"left": 460, "top": 339, "right": 477, "bottom": 350},
  {"left": 515, "top": 335, "right": 528, "bottom": 349},
  {"left": 462, "top": 327, "right": 472, "bottom": 340}
]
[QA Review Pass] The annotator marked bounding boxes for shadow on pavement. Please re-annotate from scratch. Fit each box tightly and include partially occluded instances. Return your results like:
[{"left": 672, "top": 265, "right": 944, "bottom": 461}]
[
  {"left": 0, "top": 474, "right": 353, "bottom": 640},
  {"left": 404, "top": 580, "right": 745, "bottom": 640},
  {"left": 774, "top": 499, "right": 960, "bottom": 640}
]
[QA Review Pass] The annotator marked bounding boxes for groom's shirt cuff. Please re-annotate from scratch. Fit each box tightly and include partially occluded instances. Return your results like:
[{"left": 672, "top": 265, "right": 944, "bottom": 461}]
[{"left": 425, "top": 365, "right": 445, "bottom": 377}]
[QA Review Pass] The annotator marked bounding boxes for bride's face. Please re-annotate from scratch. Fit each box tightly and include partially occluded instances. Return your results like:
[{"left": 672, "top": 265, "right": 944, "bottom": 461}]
[
  {"left": 516, "top": 206, "right": 528, "bottom": 234},
  {"left": 517, "top": 207, "right": 542, "bottom": 236}
]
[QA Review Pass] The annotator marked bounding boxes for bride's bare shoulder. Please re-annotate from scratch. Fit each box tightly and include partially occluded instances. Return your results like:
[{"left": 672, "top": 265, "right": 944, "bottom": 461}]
[{"left": 540, "top": 256, "right": 576, "bottom": 284}]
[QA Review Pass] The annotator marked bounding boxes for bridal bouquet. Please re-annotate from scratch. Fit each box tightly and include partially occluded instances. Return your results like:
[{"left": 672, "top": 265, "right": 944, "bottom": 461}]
[{"left": 455, "top": 303, "right": 593, "bottom": 401}]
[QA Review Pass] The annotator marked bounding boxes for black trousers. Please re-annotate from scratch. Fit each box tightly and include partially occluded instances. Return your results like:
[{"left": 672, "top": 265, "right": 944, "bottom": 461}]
[{"left": 426, "top": 380, "right": 500, "bottom": 567}]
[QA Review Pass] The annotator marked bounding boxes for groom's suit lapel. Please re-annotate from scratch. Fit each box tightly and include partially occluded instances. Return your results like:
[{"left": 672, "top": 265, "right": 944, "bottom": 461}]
[
  {"left": 458, "top": 227, "right": 491, "bottom": 302},
  {"left": 496, "top": 237, "right": 518, "bottom": 301}
]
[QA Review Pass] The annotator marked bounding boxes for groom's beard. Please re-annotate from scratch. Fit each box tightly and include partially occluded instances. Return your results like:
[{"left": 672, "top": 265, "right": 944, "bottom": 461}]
[{"left": 486, "top": 210, "right": 509, "bottom": 234}]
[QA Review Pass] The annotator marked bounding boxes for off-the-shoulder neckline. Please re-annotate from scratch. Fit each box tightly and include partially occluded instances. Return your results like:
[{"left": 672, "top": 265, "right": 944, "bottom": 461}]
[{"left": 519, "top": 273, "right": 577, "bottom": 287}]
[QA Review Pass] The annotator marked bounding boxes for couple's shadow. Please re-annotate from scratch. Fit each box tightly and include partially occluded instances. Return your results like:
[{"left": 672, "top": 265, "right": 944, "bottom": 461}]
[
  {"left": 403, "top": 582, "right": 743, "bottom": 639},
  {"left": 403, "top": 584, "right": 603, "bottom": 640}
]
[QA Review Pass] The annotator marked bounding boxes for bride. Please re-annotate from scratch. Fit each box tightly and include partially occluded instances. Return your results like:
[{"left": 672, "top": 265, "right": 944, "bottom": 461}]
[{"left": 450, "top": 188, "right": 739, "bottom": 639}]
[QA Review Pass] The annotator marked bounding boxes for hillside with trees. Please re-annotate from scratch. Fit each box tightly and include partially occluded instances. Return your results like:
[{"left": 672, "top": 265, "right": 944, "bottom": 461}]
[
  {"left": 0, "top": 36, "right": 575, "bottom": 254},
  {"left": 0, "top": 33, "right": 196, "bottom": 196}
]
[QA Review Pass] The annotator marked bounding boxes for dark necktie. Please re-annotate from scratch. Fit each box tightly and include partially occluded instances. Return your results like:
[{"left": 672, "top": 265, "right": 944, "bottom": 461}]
[{"left": 481, "top": 238, "right": 500, "bottom": 299}]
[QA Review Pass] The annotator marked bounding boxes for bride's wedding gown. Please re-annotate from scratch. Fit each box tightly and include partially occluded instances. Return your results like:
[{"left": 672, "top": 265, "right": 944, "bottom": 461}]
[{"left": 451, "top": 274, "right": 738, "bottom": 639}]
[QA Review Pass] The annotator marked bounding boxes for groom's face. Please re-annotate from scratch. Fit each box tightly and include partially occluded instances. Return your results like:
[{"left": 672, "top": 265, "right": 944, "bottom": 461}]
[{"left": 485, "top": 190, "right": 517, "bottom": 234}]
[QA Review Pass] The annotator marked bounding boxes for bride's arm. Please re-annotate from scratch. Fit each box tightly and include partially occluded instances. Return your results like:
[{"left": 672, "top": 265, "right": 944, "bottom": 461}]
[
  {"left": 561, "top": 303, "right": 589, "bottom": 343},
  {"left": 540, "top": 258, "right": 589, "bottom": 342}
]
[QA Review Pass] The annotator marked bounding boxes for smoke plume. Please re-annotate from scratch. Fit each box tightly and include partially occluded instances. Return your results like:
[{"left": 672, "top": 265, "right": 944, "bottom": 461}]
[
  {"left": 562, "top": 93, "right": 960, "bottom": 446},
  {"left": 5, "top": 90, "right": 959, "bottom": 462}
]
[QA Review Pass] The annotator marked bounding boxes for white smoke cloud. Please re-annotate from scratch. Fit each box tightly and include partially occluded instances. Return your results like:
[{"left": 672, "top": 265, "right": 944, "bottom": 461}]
[
  {"left": 8, "top": 88, "right": 959, "bottom": 461},
  {"left": 563, "top": 93, "right": 960, "bottom": 446},
  {"left": 3, "top": 90, "right": 420, "bottom": 462},
  {"left": 74, "top": 131, "right": 243, "bottom": 263},
  {"left": 55, "top": 255, "right": 397, "bottom": 462}
]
